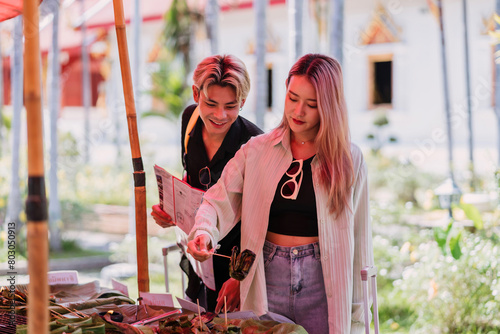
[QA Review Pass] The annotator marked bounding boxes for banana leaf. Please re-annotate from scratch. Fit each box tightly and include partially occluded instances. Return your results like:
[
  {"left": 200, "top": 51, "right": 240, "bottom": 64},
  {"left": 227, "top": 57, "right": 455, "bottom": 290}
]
[
  {"left": 78, "top": 322, "right": 105, "bottom": 334},
  {"left": 15, "top": 296, "right": 135, "bottom": 316},
  {"left": 16, "top": 324, "right": 83, "bottom": 334},
  {"left": 56, "top": 317, "right": 93, "bottom": 326}
]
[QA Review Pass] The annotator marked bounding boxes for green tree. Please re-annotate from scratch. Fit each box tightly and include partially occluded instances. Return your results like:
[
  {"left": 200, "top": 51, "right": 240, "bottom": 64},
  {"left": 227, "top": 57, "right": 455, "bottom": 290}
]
[
  {"left": 143, "top": 0, "right": 201, "bottom": 119},
  {"left": 366, "top": 110, "right": 397, "bottom": 155},
  {"left": 162, "top": 0, "right": 201, "bottom": 77},
  {"left": 144, "top": 51, "right": 191, "bottom": 119}
]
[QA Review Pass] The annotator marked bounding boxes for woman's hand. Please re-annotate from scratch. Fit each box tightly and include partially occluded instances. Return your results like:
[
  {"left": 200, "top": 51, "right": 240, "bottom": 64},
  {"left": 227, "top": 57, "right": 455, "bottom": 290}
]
[
  {"left": 187, "top": 234, "right": 213, "bottom": 262},
  {"left": 151, "top": 204, "right": 175, "bottom": 228},
  {"left": 215, "top": 278, "right": 240, "bottom": 314}
]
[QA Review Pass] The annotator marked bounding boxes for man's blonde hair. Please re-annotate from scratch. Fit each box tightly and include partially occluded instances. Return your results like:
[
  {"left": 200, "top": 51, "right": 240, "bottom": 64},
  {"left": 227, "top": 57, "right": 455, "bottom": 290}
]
[{"left": 193, "top": 55, "right": 250, "bottom": 103}]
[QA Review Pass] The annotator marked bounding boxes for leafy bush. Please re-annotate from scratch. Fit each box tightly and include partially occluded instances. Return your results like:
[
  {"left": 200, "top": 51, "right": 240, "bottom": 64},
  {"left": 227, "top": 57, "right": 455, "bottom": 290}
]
[
  {"left": 60, "top": 199, "right": 95, "bottom": 229},
  {"left": 393, "top": 231, "right": 500, "bottom": 333},
  {"left": 373, "top": 231, "right": 427, "bottom": 332},
  {"left": 109, "top": 233, "right": 177, "bottom": 265},
  {"left": 366, "top": 153, "right": 441, "bottom": 208}
]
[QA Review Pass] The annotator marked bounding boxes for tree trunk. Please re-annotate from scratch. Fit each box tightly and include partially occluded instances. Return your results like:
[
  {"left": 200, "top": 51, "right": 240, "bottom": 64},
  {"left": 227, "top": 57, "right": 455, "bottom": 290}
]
[
  {"left": 255, "top": 0, "right": 267, "bottom": 129},
  {"left": 496, "top": 0, "right": 500, "bottom": 166},
  {"left": 48, "top": 0, "right": 62, "bottom": 251},
  {"left": 329, "top": 0, "right": 344, "bottom": 65},
  {"left": 437, "top": 0, "right": 455, "bottom": 179},
  {"left": 4, "top": 16, "right": 23, "bottom": 231},
  {"left": 205, "top": 0, "right": 218, "bottom": 55},
  {"left": 81, "top": 0, "right": 91, "bottom": 164},
  {"left": 288, "top": 0, "right": 302, "bottom": 66},
  {"left": 462, "top": 0, "right": 475, "bottom": 190}
]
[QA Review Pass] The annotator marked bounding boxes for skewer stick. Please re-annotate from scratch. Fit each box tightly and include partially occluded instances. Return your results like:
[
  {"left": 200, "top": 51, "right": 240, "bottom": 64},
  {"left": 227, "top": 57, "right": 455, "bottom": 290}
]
[
  {"left": 50, "top": 302, "right": 85, "bottom": 318},
  {"left": 212, "top": 253, "right": 231, "bottom": 259},
  {"left": 197, "top": 299, "right": 202, "bottom": 330},
  {"left": 50, "top": 310, "right": 64, "bottom": 319},
  {"left": 224, "top": 296, "right": 227, "bottom": 328}
]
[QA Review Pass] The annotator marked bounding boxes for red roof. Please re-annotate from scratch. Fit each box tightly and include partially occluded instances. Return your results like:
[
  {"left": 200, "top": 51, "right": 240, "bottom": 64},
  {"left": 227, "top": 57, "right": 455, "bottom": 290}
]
[
  {"left": 74, "top": 0, "right": 175, "bottom": 30},
  {"left": 0, "top": 0, "right": 23, "bottom": 22},
  {"left": 0, "top": 0, "right": 43, "bottom": 23},
  {"left": 36, "top": 0, "right": 285, "bottom": 53},
  {"left": 70, "top": 0, "right": 285, "bottom": 30},
  {"left": 38, "top": 0, "right": 174, "bottom": 52}
]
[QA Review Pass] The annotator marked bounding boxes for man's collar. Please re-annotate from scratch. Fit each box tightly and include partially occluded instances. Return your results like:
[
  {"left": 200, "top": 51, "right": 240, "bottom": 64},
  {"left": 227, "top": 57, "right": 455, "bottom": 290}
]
[{"left": 223, "top": 117, "right": 244, "bottom": 154}]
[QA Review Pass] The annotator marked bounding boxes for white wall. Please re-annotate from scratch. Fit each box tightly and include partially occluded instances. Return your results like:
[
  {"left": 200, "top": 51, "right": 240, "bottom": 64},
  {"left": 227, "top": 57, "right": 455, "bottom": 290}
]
[{"left": 129, "top": 0, "right": 498, "bottom": 175}]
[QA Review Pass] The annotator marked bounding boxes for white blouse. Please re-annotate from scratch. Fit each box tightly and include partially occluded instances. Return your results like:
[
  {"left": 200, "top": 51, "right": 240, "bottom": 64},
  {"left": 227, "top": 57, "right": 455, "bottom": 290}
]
[{"left": 189, "top": 127, "right": 374, "bottom": 334}]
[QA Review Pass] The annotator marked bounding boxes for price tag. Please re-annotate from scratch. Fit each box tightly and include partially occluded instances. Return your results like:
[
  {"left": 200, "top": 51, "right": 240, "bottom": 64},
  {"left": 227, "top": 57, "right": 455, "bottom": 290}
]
[
  {"left": 139, "top": 292, "right": 175, "bottom": 307},
  {"left": 48, "top": 271, "right": 79, "bottom": 285},
  {"left": 176, "top": 297, "right": 206, "bottom": 313}
]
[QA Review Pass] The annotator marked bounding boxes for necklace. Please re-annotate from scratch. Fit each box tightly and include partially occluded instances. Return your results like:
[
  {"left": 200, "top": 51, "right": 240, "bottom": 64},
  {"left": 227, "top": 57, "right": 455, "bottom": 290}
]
[{"left": 292, "top": 135, "right": 313, "bottom": 145}]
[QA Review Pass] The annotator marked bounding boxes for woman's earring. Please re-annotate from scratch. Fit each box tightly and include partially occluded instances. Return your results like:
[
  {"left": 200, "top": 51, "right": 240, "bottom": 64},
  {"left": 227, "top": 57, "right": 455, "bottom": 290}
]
[{"left": 239, "top": 107, "right": 242, "bottom": 111}]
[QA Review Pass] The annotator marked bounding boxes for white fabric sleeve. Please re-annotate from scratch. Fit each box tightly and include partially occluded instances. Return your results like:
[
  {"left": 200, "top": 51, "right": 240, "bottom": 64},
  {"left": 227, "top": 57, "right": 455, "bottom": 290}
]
[{"left": 350, "top": 155, "right": 375, "bottom": 334}]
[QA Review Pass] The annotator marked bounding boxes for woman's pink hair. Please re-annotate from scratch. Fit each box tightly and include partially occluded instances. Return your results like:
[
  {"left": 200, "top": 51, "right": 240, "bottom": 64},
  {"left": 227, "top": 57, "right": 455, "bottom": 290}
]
[{"left": 279, "top": 54, "right": 354, "bottom": 217}]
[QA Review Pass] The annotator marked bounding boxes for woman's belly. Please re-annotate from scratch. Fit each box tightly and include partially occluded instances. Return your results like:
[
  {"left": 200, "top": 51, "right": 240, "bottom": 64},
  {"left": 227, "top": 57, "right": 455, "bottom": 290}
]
[{"left": 265, "top": 231, "right": 319, "bottom": 247}]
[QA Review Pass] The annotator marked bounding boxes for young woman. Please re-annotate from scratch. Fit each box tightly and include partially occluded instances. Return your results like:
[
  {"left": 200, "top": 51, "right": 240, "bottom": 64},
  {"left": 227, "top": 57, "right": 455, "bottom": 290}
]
[
  {"left": 151, "top": 54, "right": 262, "bottom": 312},
  {"left": 187, "top": 54, "right": 374, "bottom": 333}
]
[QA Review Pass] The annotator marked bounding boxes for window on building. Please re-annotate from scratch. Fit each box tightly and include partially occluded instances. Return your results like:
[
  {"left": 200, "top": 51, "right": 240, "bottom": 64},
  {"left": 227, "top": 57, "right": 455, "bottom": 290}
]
[{"left": 369, "top": 55, "right": 393, "bottom": 109}]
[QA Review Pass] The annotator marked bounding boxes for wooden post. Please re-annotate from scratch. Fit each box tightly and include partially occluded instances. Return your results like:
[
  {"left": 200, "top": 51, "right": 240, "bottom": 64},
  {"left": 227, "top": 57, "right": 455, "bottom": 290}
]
[
  {"left": 24, "top": 0, "right": 49, "bottom": 332},
  {"left": 111, "top": 0, "right": 149, "bottom": 295}
]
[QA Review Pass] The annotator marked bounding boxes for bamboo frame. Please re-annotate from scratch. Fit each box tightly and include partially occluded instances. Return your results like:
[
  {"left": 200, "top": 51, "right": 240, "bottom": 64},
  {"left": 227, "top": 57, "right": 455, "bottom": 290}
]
[
  {"left": 112, "top": 0, "right": 149, "bottom": 295},
  {"left": 24, "top": 0, "right": 49, "bottom": 332}
]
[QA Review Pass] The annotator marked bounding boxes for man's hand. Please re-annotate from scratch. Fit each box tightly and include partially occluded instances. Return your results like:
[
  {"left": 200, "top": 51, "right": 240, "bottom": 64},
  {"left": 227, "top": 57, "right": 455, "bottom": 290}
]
[
  {"left": 151, "top": 204, "right": 175, "bottom": 228},
  {"left": 187, "top": 234, "right": 213, "bottom": 262},
  {"left": 215, "top": 278, "right": 240, "bottom": 314}
]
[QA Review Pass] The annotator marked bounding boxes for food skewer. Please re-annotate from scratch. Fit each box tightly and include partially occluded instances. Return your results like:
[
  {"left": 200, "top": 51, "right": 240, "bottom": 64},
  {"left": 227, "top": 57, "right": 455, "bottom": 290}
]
[
  {"left": 224, "top": 296, "right": 227, "bottom": 328},
  {"left": 50, "top": 302, "right": 86, "bottom": 318},
  {"left": 50, "top": 310, "right": 64, "bottom": 319},
  {"left": 212, "top": 253, "right": 231, "bottom": 259},
  {"left": 229, "top": 246, "right": 256, "bottom": 281},
  {"left": 197, "top": 299, "right": 203, "bottom": 330}
]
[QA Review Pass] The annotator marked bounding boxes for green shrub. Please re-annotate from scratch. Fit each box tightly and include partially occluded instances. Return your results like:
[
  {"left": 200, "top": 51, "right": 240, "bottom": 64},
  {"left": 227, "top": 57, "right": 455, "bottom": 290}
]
[
  {"left": 393, "top": 231, "right": 500, "bottom": 333},
  {"left": 60, "top": 199, "right": 95, "bottom": 229},
  {"left": 366, "top": 153, "right": 441, "bottom": 208}
]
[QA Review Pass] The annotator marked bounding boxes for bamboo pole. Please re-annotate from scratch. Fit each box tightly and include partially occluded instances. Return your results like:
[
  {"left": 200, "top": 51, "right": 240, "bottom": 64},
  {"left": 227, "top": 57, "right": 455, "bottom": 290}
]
[
  {"left": 111, "top": 0, "right": 149, "bottom": 295},
  {"left": 23, "top": 0, "right": 49, "bottom": 333}
]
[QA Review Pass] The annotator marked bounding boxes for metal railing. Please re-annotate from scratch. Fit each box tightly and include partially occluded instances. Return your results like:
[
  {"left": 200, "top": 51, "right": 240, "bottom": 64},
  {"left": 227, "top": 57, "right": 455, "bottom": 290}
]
[{"left": 162, "top": 243, "right": 186, "bottom": 297}]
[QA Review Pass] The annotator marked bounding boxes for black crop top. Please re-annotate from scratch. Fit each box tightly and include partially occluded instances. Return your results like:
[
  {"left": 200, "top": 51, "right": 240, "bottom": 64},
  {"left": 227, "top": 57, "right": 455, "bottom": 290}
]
[{"left": 268, "top": 156, "right": 318, "bottom": 237}]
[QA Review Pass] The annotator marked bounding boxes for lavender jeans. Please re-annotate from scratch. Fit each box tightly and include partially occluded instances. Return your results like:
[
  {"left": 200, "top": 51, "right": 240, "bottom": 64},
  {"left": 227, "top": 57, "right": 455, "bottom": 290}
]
[{"left": 263, "top": 240, "right": 329, "bottom": 334}]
